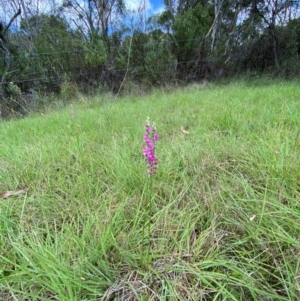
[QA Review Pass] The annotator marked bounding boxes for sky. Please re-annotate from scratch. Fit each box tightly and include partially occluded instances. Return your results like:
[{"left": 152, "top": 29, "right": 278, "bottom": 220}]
[
  {"left": 0, "top": 0, "right": 165, "bottom": 20},
  {"left": 125, "top": 0, "right": 165, "bottom": 15},
  {"left": 0, "top": 0, "right": 166, "bottom": 32},
  {"left": 150, "top": 0, "right": 165, "bottom": 14}
]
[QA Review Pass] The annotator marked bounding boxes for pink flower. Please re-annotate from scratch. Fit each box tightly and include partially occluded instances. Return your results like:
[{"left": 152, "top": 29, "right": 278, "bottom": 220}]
[{"left": 142, "top": 120, "right": 159, "bottom": 176}]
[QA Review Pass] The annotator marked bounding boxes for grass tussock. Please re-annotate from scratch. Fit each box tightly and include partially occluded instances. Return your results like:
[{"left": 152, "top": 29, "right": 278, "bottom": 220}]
[{"left": 0, "top": 79, "right": 300, "bottom": 300}]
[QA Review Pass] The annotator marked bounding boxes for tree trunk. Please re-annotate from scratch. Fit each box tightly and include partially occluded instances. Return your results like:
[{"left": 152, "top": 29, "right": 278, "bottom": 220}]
[
  {"left": 269, "top": 23, "right": 280, "bottom": 70},
  {"left": 0, "top": 7, "right": 21, "bottom": 66},
  {"left": 211, "top": 0, "right": 223, "bottom": 52},
  {"left": 254, "top": 0, "right": 281, "bottom": 70}
]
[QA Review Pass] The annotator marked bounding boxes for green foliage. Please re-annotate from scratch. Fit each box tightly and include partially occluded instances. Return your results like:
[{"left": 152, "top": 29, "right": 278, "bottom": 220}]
[
  {"left": 144, "top": 32, "right": 175, "bottom": 84},
  {"left": 8, "top": 14, "right": 84, "bottom": 92},
  {"left": 6, "top": 82, "right": 21, "bottom": 98},
  {"left": 279, "top": 18, "right": 300, "bottom": 58},
  {"left": 83, "top": 34, "right": 107, "bottom": 68},
  {"left": 159, "top": 1, "right": 213, "bottom": 79},
  {"left": 60, "top": 79, "right": 81, "bottom": 101}
]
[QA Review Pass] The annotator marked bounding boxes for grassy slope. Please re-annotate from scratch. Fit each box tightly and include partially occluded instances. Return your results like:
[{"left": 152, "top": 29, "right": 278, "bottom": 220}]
[{"left": 0, "top": 79, "right": 300, "bottom": 300}]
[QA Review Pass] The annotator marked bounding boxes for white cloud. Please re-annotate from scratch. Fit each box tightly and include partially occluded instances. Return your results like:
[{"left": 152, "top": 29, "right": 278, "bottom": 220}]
[
  {"left": 152, "top": 5, "right": 165, "bottom": 15},
  {"left": 124, "top": 0, "right": 152, "bottom": 13}
]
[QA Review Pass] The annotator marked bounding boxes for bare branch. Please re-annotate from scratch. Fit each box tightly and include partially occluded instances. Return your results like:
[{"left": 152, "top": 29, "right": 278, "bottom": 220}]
[{"left": 3, "top": 7, "right": 21, "bottom": 37}]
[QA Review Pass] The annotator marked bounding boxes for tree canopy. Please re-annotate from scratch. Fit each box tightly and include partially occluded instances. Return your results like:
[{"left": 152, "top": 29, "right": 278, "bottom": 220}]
[{"left": 0, "top": 0, "right": 300, "bottom": 101}]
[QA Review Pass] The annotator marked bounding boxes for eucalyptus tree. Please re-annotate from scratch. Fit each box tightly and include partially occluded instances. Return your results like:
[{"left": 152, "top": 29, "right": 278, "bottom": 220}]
[
  {"left": 0, "top": 2, "right": 21, "bottom": 102},
  {"left": 19, "top": 13, "right": 84, "bottom": 90},
  {"left": 61, "top": 0, "right": 125, "bottom": 48},
  {"left": 59, "top": 0, "right": 126, "bottom": 89},
  {"left": 159, "top": 0, "right": 214, "bottom": 79},
  {"left": 0, "top": 7, "right": 21, "bottom": 66},
  {"left": 191, "top": 0, "right": 300, "bottom": 74},
  {"left": 249, "top": 0, "right": 294, "bottom": 70}
]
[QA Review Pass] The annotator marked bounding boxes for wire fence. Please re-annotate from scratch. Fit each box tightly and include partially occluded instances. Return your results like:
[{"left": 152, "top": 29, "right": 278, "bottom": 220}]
[
  {"left": 6, "top": 35, "right": 202, "bottom": 60},
  {"left": 6, "top": 29, "right": 283, "bottom": 61},
  {"left": 1, "top": 34, "right": 299, "bottom": 96}
]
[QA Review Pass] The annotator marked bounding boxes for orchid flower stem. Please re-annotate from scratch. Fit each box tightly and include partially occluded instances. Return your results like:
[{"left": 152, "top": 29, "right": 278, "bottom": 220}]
[
  {"left": 141, "top": 118, "right": 158, "bottom": 268},
  {"left": 145, "top": 176, "right": 153, "bottom": 266}
]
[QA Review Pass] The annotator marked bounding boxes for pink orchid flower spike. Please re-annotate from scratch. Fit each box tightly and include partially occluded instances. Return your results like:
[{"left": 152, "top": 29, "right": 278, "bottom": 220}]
[{"left": 142, "top": 118, "right": 159, "bottom": 176}]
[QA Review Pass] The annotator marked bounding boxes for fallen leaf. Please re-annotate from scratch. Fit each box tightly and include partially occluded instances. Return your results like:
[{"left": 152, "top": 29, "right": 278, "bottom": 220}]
[
  {"left": 181, "top": 126, "right": 190, "bottom": 135},
  {"left": 1, "top": 190, "right": 26, "bottom": 199}
]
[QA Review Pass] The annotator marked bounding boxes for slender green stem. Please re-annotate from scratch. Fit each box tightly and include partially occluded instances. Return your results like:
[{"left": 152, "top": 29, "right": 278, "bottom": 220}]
[
  {"left": 141, "top": 175, "right": 154, "bottom": 268},
  {"left": 146, "top": 176, "right": 153, "bottom": 266}
]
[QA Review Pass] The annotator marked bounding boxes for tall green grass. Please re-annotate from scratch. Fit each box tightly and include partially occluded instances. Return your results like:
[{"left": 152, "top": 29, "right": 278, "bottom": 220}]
[{"left": 1, "top": 79, "right": 300, "bottom": 300}]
